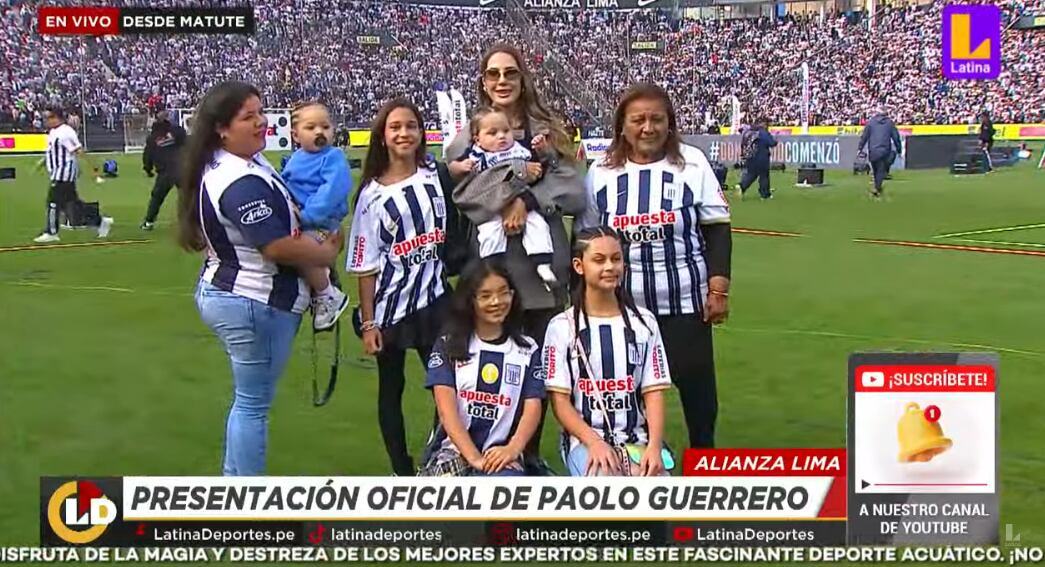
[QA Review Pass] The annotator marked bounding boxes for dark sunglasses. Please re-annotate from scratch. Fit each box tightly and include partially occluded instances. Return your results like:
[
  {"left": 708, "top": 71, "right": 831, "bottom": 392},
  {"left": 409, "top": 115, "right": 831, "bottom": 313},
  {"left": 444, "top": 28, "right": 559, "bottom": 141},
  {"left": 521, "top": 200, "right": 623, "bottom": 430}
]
[{"left": 483, "top": 67, "right": 522, "bottom": 82}]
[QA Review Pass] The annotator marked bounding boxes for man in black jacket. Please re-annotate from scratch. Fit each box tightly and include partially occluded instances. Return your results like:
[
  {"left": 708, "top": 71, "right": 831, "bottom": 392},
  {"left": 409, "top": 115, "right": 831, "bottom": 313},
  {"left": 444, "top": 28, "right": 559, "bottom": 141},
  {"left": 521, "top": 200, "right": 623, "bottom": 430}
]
[
  {"left": 859, "top": 107, "right": 903, "bottom": 198},
  {"left": 140, "top": 111, "right": 186, "bottom": 230},
  {"left": 979, "top": 113, "right": 995, "bottom": 172}
]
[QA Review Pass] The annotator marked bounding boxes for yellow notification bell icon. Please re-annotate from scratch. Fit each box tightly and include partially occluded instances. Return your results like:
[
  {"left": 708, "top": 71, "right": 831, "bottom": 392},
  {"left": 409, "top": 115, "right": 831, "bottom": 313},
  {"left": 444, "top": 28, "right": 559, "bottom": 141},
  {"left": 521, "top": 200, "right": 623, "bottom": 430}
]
[{"left": 897, "top": 402, "right": 953, "bottom": 463}]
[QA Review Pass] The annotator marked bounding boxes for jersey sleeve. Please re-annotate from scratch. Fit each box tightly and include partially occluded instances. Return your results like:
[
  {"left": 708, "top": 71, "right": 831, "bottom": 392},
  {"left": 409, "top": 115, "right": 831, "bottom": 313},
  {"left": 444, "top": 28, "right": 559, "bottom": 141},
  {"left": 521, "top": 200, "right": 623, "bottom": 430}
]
[
  {"left": 346, "top": 187, "right": 384, "bottom": 274},
  {"left": 688, "top": 147, "right": 730, "bottom": 225},
  {"left": 217, "top": 175, "right": 291, "bottom": 250},
  {"left": 521, "top": 346, "right": 546, "bottom": 400},
  {"left": 424, "top": 337, "right": 455, "bottom": 390},
  {"left": 572, "top": 166, "right": 601, "bottom": 232},
  {"left": 542, "top": 314, "right": 573, "bottom": 395},
  {"left": 61, "top": 127, "right": 82, "bottom": 153},
  {"left": 639, "top": 313, "right": 672, "bottom": 393}
]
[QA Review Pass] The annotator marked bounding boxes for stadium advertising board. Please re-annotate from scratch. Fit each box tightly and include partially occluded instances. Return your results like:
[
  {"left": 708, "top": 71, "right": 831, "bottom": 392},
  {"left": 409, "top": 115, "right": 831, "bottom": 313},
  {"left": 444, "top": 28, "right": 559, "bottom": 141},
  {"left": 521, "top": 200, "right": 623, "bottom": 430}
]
[
  {"left": 0, "top": 133, "right": 48, "bottom": 153},
  {"left": 630, "top": 39, "right": 664, "bottom": 51},
  {"left": 684, "top": 134, "right": 880, "bottom": 170},
  {"left": 179, "top": 110, "right": 291, "bottom": 152},
  {"left": 725, "top": 123, "right": 1045, "bottom": 140}
]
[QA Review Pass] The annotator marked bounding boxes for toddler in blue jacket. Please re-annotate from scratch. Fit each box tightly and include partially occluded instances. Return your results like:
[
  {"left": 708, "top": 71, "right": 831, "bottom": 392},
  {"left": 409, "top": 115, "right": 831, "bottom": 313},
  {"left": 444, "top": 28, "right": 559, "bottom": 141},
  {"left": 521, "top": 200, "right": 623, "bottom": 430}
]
[{"left": 282, "top": 102, "right": 353, "bottom": 331}]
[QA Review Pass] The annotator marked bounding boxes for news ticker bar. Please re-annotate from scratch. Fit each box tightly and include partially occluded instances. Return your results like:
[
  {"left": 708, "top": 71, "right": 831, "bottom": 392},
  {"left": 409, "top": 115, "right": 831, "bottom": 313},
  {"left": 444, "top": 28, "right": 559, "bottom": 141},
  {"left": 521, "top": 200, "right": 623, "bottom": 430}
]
[
  {"left": 37, "top": 7, "right": 254, "bottom": 35},
  {"left": 40, "top": 520, "right": 845, "bottom": 548},
  {"left": 5, "top": 545, "right": 1045, "bottom": 564}
]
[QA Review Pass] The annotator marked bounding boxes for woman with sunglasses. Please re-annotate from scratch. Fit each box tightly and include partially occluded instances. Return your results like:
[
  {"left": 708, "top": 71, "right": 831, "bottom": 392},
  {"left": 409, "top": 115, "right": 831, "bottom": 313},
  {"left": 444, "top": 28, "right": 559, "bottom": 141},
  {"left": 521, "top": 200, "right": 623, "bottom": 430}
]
[
  {"left": 420, "top": 260, "right": 544, "bottom": 477},
  {"left": 544, "top": 226, "right": 672, "bottom": 477},
  {"left": 444, "top": 43, "right": 586, "bottom": 475}
]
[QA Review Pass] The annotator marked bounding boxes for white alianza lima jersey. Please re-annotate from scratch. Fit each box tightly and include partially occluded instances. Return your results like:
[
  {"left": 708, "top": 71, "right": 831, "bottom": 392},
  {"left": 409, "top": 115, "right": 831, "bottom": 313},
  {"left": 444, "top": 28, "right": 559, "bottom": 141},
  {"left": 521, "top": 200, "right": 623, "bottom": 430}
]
[
  {"left": 578, "top": 144, "right": 730, "bottom": 317},
  {"left": 542, "top": 307, "right": 672, "bottom": 457}
]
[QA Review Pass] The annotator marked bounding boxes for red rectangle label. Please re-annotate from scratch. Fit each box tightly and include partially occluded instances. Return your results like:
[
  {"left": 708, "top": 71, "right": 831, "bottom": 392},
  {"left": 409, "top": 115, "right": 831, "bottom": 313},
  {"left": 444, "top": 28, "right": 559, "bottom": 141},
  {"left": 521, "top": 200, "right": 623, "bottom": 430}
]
[
  {"left": 683, "top": 448, "right": 846, "bottom": 477},
  {"left": 37, "top": 7, "right": 120, "bottom": 36},
  {"left": 855, "top": 365, "right": 995, "bottom": 392}
]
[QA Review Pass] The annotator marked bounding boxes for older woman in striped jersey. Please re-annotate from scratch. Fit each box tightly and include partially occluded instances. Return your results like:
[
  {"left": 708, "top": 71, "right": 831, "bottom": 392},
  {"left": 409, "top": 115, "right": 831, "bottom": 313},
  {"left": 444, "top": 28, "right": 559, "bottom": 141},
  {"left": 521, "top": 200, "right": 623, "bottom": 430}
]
[
  {"left": 348, "top": 98, "right": 460, "bottom": 476},
  {"left": 576, "top": 83, "right": 733, "bottom": 449}
]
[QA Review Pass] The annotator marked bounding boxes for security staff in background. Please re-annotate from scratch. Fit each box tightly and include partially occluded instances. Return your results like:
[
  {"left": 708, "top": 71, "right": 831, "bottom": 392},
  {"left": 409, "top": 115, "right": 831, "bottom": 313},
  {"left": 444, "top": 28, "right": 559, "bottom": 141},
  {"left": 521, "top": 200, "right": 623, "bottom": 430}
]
[
  {"left": 858, "top": 105, "right": 903, "bottom": 199},
  {"left": 736, "top": 116, "right": 777, "bottom": 200},
  {"left": 979, "top": 112, "right": 995, "bottom": 173},
  {"left": 140, "top": 110, "right": 187, "bottom": 230}
]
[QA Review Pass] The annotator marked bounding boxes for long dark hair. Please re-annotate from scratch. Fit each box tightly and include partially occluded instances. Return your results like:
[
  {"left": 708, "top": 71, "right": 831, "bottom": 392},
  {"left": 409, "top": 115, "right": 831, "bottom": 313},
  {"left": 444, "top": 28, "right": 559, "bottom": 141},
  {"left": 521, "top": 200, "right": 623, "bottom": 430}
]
[
  {"left": 177, "top": 81, "right": 260, "bottom": 251},
  {"left": 478, "top": 43, "right": 572, "bottom": 162},
  {"left": 443, "top": 260, "right": 528, "bottom": 362},
  {"left": 356, "top": 98, "right": 430, "bottom": 209},
  {"left": 604, "top": 83, "right": 685, "bottom": 170},
  {"left": 570, "top": 226, "right": 649, "bottom": 351}
]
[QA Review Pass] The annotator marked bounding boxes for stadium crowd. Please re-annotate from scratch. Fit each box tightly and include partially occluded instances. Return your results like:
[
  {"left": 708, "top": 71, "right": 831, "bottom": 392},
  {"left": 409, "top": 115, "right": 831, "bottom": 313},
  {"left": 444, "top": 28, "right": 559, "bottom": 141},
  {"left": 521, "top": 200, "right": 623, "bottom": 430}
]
[{"left": 1, "top": 0, "right": 1042, "bottom": 134}]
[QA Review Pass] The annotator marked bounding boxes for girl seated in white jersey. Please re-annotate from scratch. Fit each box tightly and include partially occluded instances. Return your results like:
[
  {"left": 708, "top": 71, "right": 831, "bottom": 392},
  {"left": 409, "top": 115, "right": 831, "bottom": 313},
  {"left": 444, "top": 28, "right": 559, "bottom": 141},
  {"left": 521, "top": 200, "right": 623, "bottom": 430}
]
[
  {"left": 456, "top": 107, "right": 557, "bottom": 287},
  {"left": 421, "top": 260, "right": 545, "bottom": 476},
  {"left": 543, "top": 226, "right": 674, "bottom": 477}
]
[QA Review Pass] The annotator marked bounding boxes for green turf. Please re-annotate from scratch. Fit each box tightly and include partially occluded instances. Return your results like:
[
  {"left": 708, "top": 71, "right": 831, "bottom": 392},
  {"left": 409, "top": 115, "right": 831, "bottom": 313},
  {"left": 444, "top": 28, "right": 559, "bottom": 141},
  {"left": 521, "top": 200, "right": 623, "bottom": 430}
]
[{"left": 1, "top": 147, "right": 1044, "bottom": 563}]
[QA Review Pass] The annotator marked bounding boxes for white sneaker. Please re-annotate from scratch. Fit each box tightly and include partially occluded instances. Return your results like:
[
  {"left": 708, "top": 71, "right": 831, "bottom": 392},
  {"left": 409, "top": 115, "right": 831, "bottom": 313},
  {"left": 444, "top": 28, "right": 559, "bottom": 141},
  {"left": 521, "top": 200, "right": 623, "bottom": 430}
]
[
  {"left": 97, "top": 216, "right": 113, "bottom": 238},
  {"left": 312, "top": 287, "right": 350, "bottom": 331},
  {"left": 33, "top": 232, "right": 60, "bottom": 243},
  {"left": 536, "top": 264, "right": 558, "bottom": 288}
]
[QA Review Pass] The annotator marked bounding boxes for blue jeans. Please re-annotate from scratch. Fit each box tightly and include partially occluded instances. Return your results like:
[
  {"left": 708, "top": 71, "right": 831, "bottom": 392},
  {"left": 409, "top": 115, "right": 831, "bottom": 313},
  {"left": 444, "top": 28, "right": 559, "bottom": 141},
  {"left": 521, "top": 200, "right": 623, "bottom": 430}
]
[
  {"left": 566, "top": 445, "right": 627, "bottom": 477},
  {"left": 565, "top": 444, "right": 669, "bottom": 477},
  {"left": 196, "top": 281, "right": 301, "bottom": 476}
]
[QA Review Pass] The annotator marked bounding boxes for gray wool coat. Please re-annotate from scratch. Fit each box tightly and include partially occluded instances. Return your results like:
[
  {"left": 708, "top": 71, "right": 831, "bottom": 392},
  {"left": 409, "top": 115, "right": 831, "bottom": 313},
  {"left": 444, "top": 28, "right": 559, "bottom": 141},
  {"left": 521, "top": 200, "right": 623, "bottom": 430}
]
[{"left": 445, "top": 118, "right": 586, "bottom": 312}]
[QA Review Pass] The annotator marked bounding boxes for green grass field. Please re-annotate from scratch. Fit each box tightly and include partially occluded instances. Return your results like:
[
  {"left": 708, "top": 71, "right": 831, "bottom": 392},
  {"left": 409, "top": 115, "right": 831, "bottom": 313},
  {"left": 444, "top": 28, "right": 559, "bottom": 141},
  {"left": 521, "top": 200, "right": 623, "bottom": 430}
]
[{"left": 1, "top": 147, "right": 1043, "bottom": 560}]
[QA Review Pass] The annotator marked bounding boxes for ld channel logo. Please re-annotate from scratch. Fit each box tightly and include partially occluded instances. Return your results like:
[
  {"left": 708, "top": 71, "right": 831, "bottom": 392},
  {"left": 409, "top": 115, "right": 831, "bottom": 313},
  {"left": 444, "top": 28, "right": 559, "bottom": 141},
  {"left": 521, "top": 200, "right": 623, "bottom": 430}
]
[
  {"left": 942, "top": 4, "right": 1001, "bottom": 80},
  {"left": 44, "top": 479, "right": 118, "bottom": 545}
]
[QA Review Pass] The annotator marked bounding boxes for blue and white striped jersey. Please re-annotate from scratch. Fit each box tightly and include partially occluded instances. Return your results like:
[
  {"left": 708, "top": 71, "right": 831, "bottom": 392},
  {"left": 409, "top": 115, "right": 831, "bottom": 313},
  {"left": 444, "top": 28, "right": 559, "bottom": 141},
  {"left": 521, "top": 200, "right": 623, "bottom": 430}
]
[
  {"left": 425, "top": 334, "right": 544, "bottom": 454},
  {"left": 199, "top": 149, "right": 310, "bottom": 314},
  {"left": 46, "top": 124, "right": 81, "bottom": 182},
  {"left": 543, "top": 307, "right": 672, "bottom": 456},
  {"left": 347, "top": 166, "right": 449, "bottom": 329},
  {"left": 578, "top": 145, "right": 731, "bottom": 317},
  {"left": 468, "top": 142, "right": 532, "bottom": 171}
]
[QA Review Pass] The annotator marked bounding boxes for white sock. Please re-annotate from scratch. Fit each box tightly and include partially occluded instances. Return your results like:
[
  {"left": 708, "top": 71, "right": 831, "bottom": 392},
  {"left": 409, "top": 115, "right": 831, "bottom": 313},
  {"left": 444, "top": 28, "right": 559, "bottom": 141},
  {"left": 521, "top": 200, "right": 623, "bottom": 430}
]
[{"left": 315, "top": 285, "right": 335, "bottom": 299}]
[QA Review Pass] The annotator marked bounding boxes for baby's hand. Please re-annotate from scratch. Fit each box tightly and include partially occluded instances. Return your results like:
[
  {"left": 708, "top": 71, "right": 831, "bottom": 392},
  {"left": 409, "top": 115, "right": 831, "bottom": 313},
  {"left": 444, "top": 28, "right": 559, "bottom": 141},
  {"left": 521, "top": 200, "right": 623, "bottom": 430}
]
[
  {"left": 524, "top": 161, "right": 543, "bottom": 182},
  {"left": 531, "top": 133, "right": 548, "bottom": 154}
]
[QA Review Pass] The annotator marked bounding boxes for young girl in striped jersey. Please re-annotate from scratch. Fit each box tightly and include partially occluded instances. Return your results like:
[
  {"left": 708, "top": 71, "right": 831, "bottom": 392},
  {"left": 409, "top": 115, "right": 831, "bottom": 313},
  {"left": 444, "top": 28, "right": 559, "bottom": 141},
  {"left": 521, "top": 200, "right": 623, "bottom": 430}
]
[
  {"left": 420, "top": 260, "right": 544, "bottom": 476},
  {"left": 347, "top": 98, "right": 457, "bottom": 476},
  {"left": 543, "top": 226, "right": 673, "bottom": 477}
]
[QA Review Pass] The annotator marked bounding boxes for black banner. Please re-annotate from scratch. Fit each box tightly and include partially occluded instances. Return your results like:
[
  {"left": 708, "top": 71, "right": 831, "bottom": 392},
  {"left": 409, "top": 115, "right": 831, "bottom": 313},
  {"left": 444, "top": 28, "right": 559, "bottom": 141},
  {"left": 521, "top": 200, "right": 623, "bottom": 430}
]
[
  {"left": 356, "top": 34, "right": 391, "bottom": 46},
  {"left": 119, "top": 7, "right": 254, "bottom": 34},
  {"left": 630, "top": 39, "right": 664, "bottom": 51},
  {"left": 1013, "top": 14, "right": 1045, "bottom": 29}
]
